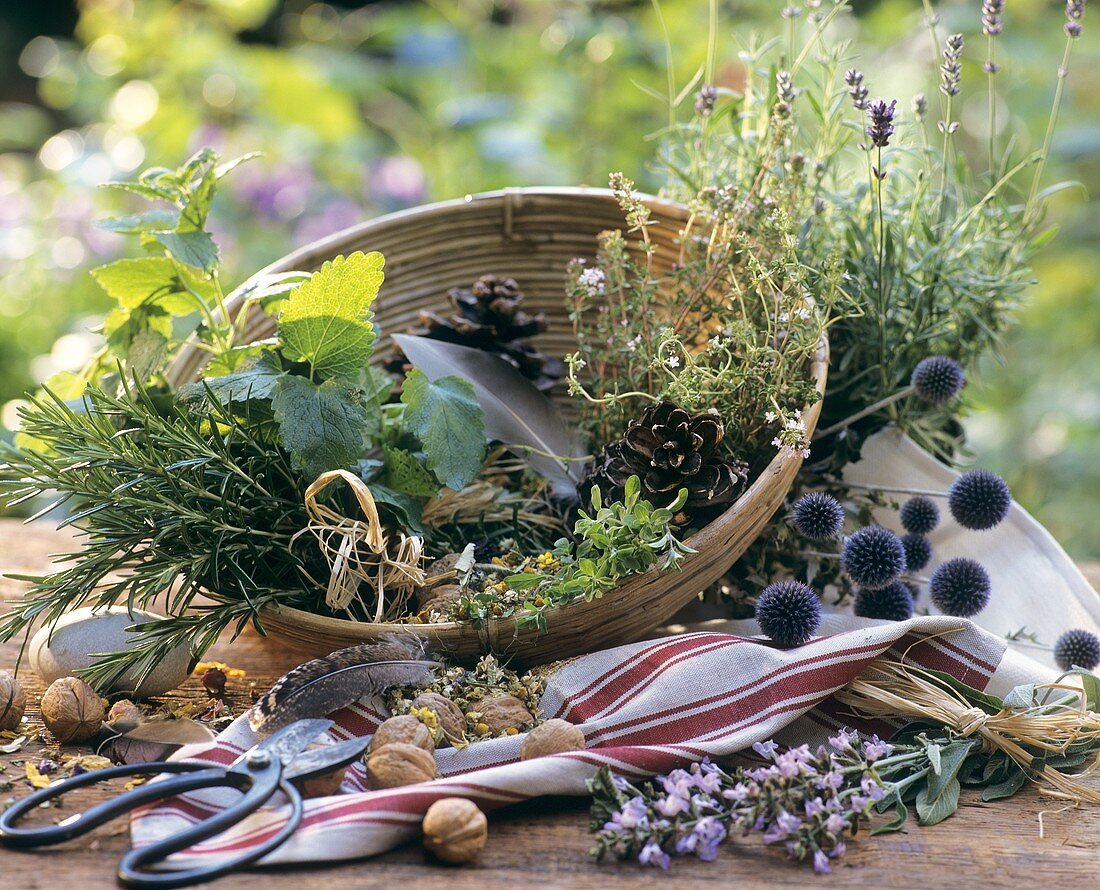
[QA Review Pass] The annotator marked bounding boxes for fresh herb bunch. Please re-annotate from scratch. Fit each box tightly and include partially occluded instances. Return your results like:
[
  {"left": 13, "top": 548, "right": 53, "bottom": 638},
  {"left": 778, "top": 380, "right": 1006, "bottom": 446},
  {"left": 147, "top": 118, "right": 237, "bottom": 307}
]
[
  {"left": 0, "top": 382, "right": 324, "bottom": 689},
  {"left": 447, "top": 475, "right": 695, "bottom": 631},
  {"left": 590, "top": 661, "right": 1100, "bottom": 873},
  {"left": 565, "top": 174, "right": 834, "bottom": 470}
]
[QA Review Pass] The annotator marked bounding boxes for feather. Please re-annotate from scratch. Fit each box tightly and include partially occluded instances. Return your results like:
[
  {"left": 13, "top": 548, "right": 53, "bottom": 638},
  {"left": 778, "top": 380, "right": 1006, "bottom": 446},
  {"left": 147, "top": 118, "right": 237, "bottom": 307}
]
[
  {"left": 249, "top": 635, "right": 437, "bottom": 734},
  {"left": 99, "top": 718, "right": 216, "bottom": 764},
  {"left": 391, "top": 335, "right": 586, "bottom": 496}
]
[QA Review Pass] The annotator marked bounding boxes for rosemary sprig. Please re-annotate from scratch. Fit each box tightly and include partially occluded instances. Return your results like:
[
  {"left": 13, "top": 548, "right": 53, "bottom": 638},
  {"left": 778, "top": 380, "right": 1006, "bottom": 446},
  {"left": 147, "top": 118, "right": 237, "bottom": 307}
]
[{"left": 0, "top": 379, "right": 329, "bottom": 690}]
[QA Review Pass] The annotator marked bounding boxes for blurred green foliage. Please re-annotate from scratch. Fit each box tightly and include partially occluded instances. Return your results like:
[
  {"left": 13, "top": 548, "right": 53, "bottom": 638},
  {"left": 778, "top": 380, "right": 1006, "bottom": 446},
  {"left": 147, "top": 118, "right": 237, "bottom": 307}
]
[{"left": 0, "top": 0, "right": 1096, "bottom": 557}]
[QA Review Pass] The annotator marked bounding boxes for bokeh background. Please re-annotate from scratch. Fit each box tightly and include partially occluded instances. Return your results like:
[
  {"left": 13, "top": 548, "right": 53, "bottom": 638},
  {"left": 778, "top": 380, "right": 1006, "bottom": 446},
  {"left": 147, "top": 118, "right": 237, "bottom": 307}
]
[{"left": 0, "top": 0, "right": 1097, "bottom": 557}]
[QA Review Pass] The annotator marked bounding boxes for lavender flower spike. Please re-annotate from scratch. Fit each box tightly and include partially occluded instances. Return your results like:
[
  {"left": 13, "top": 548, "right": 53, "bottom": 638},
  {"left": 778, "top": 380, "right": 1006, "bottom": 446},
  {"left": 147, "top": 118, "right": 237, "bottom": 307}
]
[
  {"left": 940, "top": 33, "right": 964, "bottom": 96},
  {"left": 982, "top": 0, "right": 1005, "bottom": 36},
  {"left": 1065, "top": 0, "right": 1085, "bottom": 37},
  {"left": 866, "top": 98, "right": 898, "bottom": 149},
  {"left": 845, "top": 68, "right": 869, "bottom": 111}
]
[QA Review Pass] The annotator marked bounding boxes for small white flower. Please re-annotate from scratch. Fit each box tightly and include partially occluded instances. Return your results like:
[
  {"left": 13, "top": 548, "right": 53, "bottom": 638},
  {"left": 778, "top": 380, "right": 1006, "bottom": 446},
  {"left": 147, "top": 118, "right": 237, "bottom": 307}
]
[
  {"left": 765, "top": 411, "right": 777, "bottom": 423},
  {"left": 667, "top": 354, "right": 681, "bottom": 369},
  {"left": 578, "top": 267, "right": 606, "bottom": 297}
]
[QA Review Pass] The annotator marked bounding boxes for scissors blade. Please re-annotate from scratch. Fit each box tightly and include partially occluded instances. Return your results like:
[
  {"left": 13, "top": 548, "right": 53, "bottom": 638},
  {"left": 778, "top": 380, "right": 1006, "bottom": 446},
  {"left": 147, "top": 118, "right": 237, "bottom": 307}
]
[
  {"left": 244, "top": 718, "right": 334, "bottom": 767},
  {"left": 283, "top": 736, "right": 372, "bottom": 782}
]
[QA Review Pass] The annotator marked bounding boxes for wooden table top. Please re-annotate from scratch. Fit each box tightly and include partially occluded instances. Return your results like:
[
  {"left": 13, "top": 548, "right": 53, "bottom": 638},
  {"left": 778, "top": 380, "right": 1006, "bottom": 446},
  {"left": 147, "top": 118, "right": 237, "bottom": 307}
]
[{"left": 2, "top": 520, "right": 1098, "bottom": 889}]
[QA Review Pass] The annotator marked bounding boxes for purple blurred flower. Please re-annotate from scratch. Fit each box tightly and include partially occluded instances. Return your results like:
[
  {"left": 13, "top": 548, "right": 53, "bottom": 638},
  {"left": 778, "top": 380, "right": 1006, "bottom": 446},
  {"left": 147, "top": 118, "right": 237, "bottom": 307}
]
[
  {"left": 639, "top": 840, "right": 671, "bottom": 869},
  {"left": 369, "top": 155, "right": 427, "bottom": 208}
]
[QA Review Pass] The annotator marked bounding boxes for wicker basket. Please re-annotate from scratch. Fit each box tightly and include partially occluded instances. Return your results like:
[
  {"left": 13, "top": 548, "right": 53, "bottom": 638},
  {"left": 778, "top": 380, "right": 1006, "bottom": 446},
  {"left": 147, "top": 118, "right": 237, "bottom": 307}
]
[{"left": 168, "top": 187, "right": 828, "bottom": 666}]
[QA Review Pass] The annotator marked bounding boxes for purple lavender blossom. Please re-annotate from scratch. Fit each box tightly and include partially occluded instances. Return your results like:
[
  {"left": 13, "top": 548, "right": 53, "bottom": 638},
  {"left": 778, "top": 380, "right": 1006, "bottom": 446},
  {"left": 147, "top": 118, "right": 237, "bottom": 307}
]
[
  {"left": 1065, "top": 0, "right": 1085, "bottom": 37},
  {"left": 982, "top": 0, "right": 1005, "bottom": 36},
  {"left": 845, "top": 69, "right": 869, "bottom": 111},
  {"left": 866, "top": 98, "right": 898, "bottom": 149},
  {"left": 695, "top": 84, "right": 718, "bottom": 117},
  {"left": 941, "top": 34, "right": 964, "bottom": 96}
]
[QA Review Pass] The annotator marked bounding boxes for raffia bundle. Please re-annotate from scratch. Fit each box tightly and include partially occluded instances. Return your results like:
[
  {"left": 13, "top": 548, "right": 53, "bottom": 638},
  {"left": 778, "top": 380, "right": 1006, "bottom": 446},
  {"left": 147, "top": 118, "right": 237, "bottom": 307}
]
[
  {"left": 295, "top": 470, "right": 425, "bottom": 620},
  {"left": 837, "top": 657, "right": 1100, "bottom": 804}
]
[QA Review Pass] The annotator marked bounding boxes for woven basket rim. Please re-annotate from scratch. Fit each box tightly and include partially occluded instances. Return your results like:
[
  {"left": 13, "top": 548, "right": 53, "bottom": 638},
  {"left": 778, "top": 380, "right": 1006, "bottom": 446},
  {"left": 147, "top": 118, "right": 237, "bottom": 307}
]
[{"left": 171, "top": 186, "right": 828, "bottom": 642}]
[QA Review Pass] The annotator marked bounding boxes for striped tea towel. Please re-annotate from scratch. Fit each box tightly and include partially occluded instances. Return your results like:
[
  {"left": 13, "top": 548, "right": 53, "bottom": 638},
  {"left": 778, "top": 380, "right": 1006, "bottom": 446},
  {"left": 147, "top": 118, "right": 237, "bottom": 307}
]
[{"left": 131, "top": 614, "right": 1055, "bottom": 869}]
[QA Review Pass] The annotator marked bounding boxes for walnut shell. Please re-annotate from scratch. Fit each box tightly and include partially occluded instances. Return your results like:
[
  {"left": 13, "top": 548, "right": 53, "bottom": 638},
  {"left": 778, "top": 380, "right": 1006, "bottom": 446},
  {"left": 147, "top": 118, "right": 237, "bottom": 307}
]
[
  {"left": 371, "top": 714, "right": 435, "bottom": 754},
  {"left": 0, "top": 670, "right": 26, "bottom": 732},
  {"left": 413, "top": 692, "right": 466, "bottom": 746},
  {"left": 520, "top": 718, "right": 585, "bottom": 760},
  {"left": 422, "top": 798, "right": 488, "bottom": 864},
  {"left": 425, "top": 552, "right": 464, "bottom": 580},
  {"left": 367, "top": 742, "right": 437, "bottom": 789},
  {"left": 475, "top": 694, "right": 533, "bottom": 734},
  {"left": 106, "top": 699, "right": 144, "bottom": 732},
  {"left": 418, "top": 584, "right": 463, "bottom": 614},
  {"left": 293, "top": 739, "right": 349, "bottom": 798},
  {"left": 41, "top": 676, "right": 105, "bottom": 744}
]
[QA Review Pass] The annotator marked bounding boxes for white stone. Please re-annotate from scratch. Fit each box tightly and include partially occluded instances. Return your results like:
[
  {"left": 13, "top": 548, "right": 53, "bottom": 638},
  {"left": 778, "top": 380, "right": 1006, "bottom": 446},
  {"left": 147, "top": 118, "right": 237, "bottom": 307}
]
[{"left": 29, "top": 607, "right": 191, "bottom": 698}]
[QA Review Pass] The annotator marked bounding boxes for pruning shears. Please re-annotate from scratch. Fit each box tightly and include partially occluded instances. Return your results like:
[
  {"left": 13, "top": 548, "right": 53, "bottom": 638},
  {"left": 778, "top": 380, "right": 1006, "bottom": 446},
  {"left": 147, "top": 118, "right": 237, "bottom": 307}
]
[{"left": 0, "top": 718, "right": 367, "bottom": 889}]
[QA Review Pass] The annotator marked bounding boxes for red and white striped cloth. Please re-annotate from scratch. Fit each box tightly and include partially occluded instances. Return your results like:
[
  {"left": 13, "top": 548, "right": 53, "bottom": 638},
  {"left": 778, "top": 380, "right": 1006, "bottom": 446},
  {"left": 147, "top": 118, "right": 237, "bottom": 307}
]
[{"left": 131, "top": 614, "right": 1052, "bottom": 868}]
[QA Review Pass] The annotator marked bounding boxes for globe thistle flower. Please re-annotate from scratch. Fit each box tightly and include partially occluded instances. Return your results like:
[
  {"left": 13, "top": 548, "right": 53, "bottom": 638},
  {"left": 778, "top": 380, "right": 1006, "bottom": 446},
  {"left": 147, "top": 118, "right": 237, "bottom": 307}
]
[
  {"left": 900, "top": 496, "right": 940, "bottom": 535},
  {"left": 901, "top": 533, "right": 932, "bottom": 573},
  {"left": 866, "top": 98, "right": 897, "bottom": 148},
  {"left": 854, "top": 581, "right": 914, "bottom": 622},
  {"left": 790, "top": 492, "right": 845, "bottom": 540},
  {"left": 929, "top": 558, "right": 991, "bottom": 617},
  {"left": 695, "top": 84, "right": 718, "bottom": 118},
  {"left": 948, "top": 468, "right": 1012, "bottom": 530},
  {"left": 910, "top": 356, "right": 965, "bottom": 404},
  {"left": 755, "top": 580, "right": 822, "bottom": 647},
  {"left": 1065, "top": 0, "right": 1085, "bottom": 38},
  {"left": 845, "top": 69, "right": 869, "bottom": 111},
  {"left": 940, "top": 33, "right": 964, "bottom": 97},
  {"left": 1053, "top": 628, "right": 1100, "bottom": 671},
  {"left": 840, "top": 526, "right": 907, "bottom": 590}
]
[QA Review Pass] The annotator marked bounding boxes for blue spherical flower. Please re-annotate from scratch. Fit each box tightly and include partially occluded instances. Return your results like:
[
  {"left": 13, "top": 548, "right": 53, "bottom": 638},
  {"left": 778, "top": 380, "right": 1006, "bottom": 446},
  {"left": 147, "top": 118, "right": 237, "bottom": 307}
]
[
  {"left": 755, "top": 580, "right": 822, "bottom": 647},
  {"left": 929, "top": 558, "right": 991, "bottom": 617},
  {"left": 948, "top": 469, "right": 1011, "bottom": 531},
  {"left": 900, "top": 496, "right": 940, "bottom": 535},
  {"left": 911, "top": 356, "right": 965, "bottom": 404},
  {"left": 791, "top": 492, "right": 845, "bottom": 540},
  {"left": 854, "top": 581, "right": 914, "bottom": 622},
  {"left": 901, "top": 533, "right": 932, "bottom": 572},
  {"left": 1053, "top": 629, "right": 1100, "bottom": 671},
  {"left": 840, "top": 526, "right": 906, "bottom": 590}
]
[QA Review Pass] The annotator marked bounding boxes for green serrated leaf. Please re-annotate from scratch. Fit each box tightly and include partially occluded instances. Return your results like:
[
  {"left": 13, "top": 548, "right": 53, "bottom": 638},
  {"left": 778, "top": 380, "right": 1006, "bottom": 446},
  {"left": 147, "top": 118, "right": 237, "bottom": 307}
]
[
  {"left": 182, "top": 352, "right": 285, "bottom": 407},
  {"left": 400, "top": 368, "right": 486, "bottom": 491},
  {"left": 271, "top": 375, "right": 370, "bottom": 476},
  {"left": 278, "top": 252, "right": 384, "bottom": 381},
  {"left": 153, "top": 230, "right": 220, "bottom": 272},
  {"left": 96, "top": 209, "right": 180, "bottom": 234},
  {"left": 91, "top": 257, "right": 214, "bottom": 316},
  {"left": 128, "top": 329, "right": 169, "bottom": 380},
  {"left": 43, "top": 371, "right": 88, "bottom": 401},
  {"left": 383, "top": 447, "right": 440, "bottom": 498},
  {"left": 368, "top": 482, "right": 425, "bottom": 536},
  {"left": 179, "top": 161, "right": 217, "bottom": 232}
]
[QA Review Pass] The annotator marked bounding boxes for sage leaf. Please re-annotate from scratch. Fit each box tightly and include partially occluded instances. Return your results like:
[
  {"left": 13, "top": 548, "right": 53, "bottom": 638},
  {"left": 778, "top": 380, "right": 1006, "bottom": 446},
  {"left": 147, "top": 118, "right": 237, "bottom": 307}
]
[
  {"left": 927, "top": 742, "right": 942, "bottom": 775},
  {"left": 278, "top": 252, "right": 384, "bottom": 381},
  {"left": 915, "top": 776, "right": 960, "bottom": 826},
  {"left": 400, "top": 368, "right": 486, "bottom": 491},
  {"left": 272, "top": 375, "right": 371, "bottom": 476},
  {"left": 980, "top": 767, "right": 1028, "bottom": 802},
  {"left": 871, "top": 796, "right": 909, "bottom": 835}
]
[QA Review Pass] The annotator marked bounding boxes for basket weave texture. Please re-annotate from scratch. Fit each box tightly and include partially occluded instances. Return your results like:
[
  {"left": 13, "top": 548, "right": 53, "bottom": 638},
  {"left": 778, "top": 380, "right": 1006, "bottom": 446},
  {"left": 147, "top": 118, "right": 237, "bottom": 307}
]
[{"left": 168, "top": 187, "right": 828, "bottom": 665}]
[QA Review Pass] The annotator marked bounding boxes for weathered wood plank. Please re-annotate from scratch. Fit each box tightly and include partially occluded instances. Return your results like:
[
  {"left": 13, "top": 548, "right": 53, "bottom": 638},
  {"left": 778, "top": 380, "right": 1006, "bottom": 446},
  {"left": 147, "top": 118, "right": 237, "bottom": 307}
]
[{"left": 2, "top": 520, "right": 1098, "bottom": 888}]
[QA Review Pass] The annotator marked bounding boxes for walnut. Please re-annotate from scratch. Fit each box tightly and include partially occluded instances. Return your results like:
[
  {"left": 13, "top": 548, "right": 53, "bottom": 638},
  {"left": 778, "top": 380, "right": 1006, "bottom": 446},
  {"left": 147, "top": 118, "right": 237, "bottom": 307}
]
[
  {"left": 418, "top": 584, "right": 463, "bottom": 614},
  {"left": 294, "top": 741, "right": 348, "bottom": 798},
  {"left": 367, "top": 742, "right": 437, "bottom": 789},
  {"left": 0, "top": 670, "right": 26, "bottom": 732},
  {"left": 475, "top": 694, "right": 533, "bottom": 734},
  {"left": 371, "top": 714, "right": 435, "bottom": 754},
  {"left": 424, "top": 552, "right": 464, "bottom": 582},
  {"left": 40, "top": 676, "right": 105, "bottom": 744},
  {"left": 422, "top": 798, "right": 488, "bottom": 864},
  {"left": 106, "top": 699, "right": 145, "bottom": 732},
  {"left": 520, "top": 718, "right": 585, "bottom": 760},
  {"left": 413, "top": 692, "right": 466, "bottom": 746}
]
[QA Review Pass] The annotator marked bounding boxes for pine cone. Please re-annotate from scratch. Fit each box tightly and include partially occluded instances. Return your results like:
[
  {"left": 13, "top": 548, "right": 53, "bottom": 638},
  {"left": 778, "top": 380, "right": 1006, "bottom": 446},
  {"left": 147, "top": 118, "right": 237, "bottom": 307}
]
[
  {"left": 580, "top": 401, "right": 749, "bottom": 524},
  {"left": 387, "top": 274, "right": 563, "bottom": 391}
]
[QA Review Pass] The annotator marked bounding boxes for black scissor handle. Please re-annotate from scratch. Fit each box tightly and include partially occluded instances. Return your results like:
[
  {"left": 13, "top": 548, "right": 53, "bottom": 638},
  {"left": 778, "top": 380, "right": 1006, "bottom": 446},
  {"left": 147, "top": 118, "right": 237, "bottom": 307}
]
[
  {"left": 117, "top": 771, "right": 303, "bottom": 889},
  {"left": 0, "top": 761, "right": 225, "bottom": 848}
]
